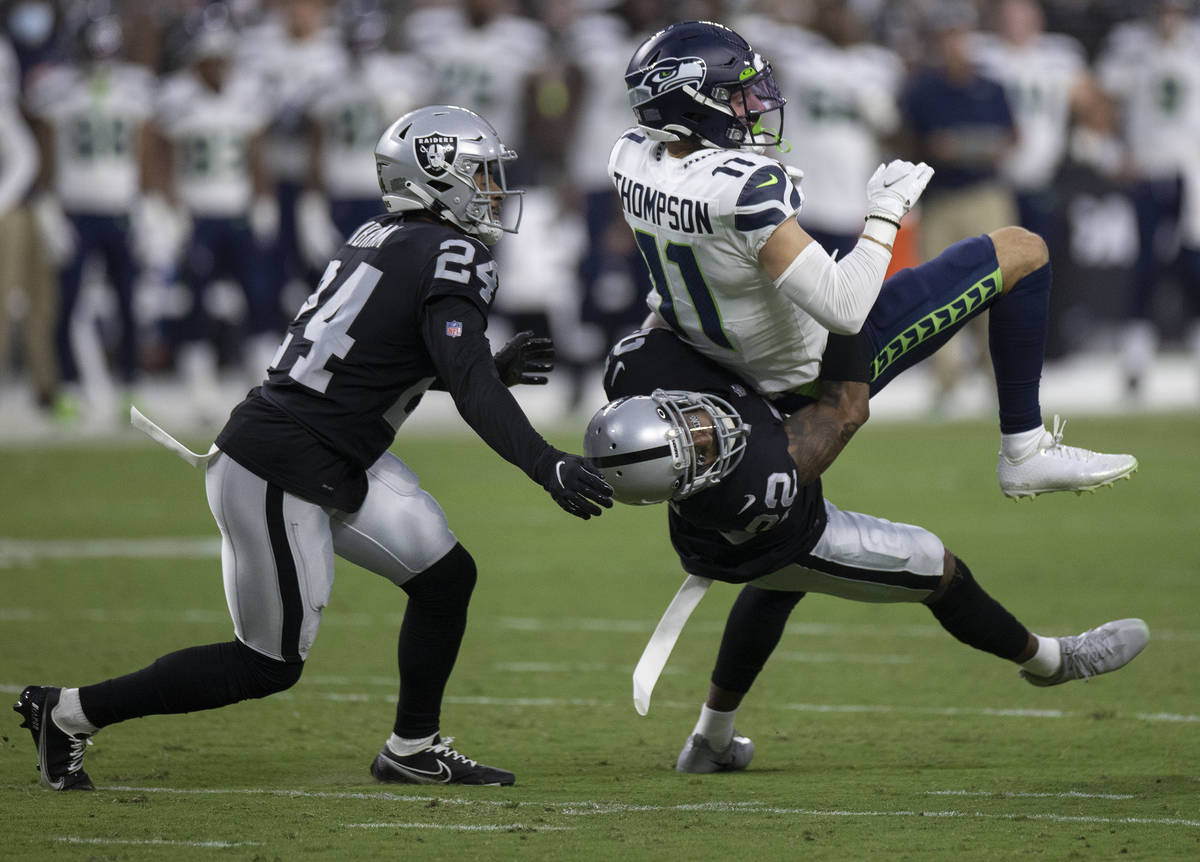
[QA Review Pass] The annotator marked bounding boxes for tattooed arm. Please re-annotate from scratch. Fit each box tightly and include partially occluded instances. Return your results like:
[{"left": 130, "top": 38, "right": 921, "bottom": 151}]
[{"left": 783, "top": 380, "right": 869, "bottom": 485}]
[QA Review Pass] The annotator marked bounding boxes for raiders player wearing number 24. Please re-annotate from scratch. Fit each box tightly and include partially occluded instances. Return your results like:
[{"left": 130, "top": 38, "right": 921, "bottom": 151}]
[{"left": 14, "top": 106, "right": 613, "bottom": 792}]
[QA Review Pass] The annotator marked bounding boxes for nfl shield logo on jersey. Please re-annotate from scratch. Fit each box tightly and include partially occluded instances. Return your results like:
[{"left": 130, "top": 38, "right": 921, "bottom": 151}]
[
  {"left": 446, "top": 320, "right": 463, "bottom": 338},
  {"left": 415, "top": 134, "right": 457, "bottom": 177}
]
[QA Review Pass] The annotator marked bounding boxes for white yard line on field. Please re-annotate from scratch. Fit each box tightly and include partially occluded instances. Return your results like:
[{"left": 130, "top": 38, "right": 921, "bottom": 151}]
[
  {"left": 25, "top": 786, "right": 1200, "bottom": 830},
  {"left": 924, "top": 790, "right": 1136, "bottom": 800},
  {"left": 0, "top": 538, "right": 218, "bottom": 566},
  {"left": 346, "top": 822, "right": 573, "bottom": 832},
  {"left": 55, "top": 837, "right": 262, "bottom": 848},
  {"left": 1, "top": 682, "right": 1198, "bottom": 724}
]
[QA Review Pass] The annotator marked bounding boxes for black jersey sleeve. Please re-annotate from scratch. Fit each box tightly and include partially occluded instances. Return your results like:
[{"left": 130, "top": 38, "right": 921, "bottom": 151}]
[{"left": 420, "top": 294, "right": 552, "bottom": 481}]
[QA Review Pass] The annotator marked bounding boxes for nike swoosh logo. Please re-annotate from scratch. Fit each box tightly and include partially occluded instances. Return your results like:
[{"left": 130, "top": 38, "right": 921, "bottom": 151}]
[
  {"left": 883, "top": 178, "right": 900, "bottom": 187},
  {"left": 737, "top": 494, "right": 756, "bottom": 515},
  {"left": 386, "top": 758, "right": 454, "bottom": 783},
  {"left": 755, "top": 174, "right": 779, "bottom": 188},
  {"left": 555, "top": 460, "right": 566, "bottom": 488},
  {"left": 608, "top": 360, "right": 626, "bottom": 388}
]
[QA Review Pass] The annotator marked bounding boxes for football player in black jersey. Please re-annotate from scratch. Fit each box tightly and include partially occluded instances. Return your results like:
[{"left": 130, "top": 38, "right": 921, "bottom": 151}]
[
  {"left": 587, "top": 327, "right": 1148, "bottom": 774},
  {"left": 14, "top": 106, "right": 613, "bottom": 791}
]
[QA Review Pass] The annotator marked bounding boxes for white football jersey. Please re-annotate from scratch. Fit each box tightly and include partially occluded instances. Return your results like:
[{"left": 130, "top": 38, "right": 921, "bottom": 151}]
[
  {"left": 308, "top": 52, "right": 421, "bottom": 199},
  {"left": 1097, "top": 19, "right": 1200, "bottom": 179},
  {"left": 239, "top": 21, "right": 349, "bottom": 182},
  {"left": 154, "top": 70, "right": 269, "bottom": 217},
  {"left": 405, "top": 8, "right": 548, "bottom": 147},
  {"left": 608, "top": 130, "right": 828, "bottom": 394},
  {"left": 769, "top": 33, "right": 903, "bottom": 235},
  {"left": 973, "top": 32, "right": 1086, "bottom": 190},
  {"left": 25, "top": 61, "right": 153, "bottom": 213}
]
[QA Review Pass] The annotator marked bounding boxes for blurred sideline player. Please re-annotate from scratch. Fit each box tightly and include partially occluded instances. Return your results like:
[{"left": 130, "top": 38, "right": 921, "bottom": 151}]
[
  {"left": 25, "top": 11, "right": 153, "bottom": 423},
  {"left": 0, "top": 32, "right": 58, "bottom": 411},
  {"left": 238, "top": 0, "right": 348, "bottom": 340},
  {"left": 14, "top": 105, "right": 613, "bottom": 792},
  {"left": 300, "top": 4, "right": 418, "bottom": 268},
  {"left": 586, "top": 327, "right": 1149, "bottom": 773},
  {"left": 899, "top": 5, "right": 1018, "bottom": 416},
  {"left": 973, "top": 0, "right": 1091, "bottom": 244},
  {"left": 610, "top": 20, "right": 1135, "bottom": 499},
  {"left": 744, "top": 0, "right": 903, "bottom": 259},
  {"left": 146, "top": 19, "right": 275, "bottom": 422},
  {"left": 1096, "top": 1, "right": 1200, "bottom": 395}
]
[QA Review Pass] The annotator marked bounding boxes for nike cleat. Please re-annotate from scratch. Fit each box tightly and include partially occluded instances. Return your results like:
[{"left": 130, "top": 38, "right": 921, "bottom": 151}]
[
  {"left": 1021, "top": 618, "right": 1150, "bottom": 687},
  {"left": 676, "top": 731, "right": 755, "bottom": 774},
  {"left": 13, "top": 686, "right": 94, "bottom": 791},
  {"left": 370, "top": 735, "right": 514, "bottom": 786},
  {"left": 998, "top": 415, "right": 1137, "bottom": 499}
]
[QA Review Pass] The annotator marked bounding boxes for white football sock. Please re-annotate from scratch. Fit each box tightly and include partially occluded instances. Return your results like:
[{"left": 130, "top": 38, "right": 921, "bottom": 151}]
[
  {"left": 1001, "top": 425, "right": 1046, "bottom": 460},
  {"left": 386, "top": 732, "right": 437, "bottom": 757},
  {"left": 52, "top": 687, "right": 99, "bottom": 736},
  {"left": 1020, "top": 635, "right": 1062, "bottom": 678},
  {"left": 693, "top": 704, "right": 736, "bottom": 750}
]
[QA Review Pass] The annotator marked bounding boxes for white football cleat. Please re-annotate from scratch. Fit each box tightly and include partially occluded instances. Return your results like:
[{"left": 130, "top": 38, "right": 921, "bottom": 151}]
[
  {"left": 1020, "top": 618, "right": 1149, "bottom": 686},
  {"left": 997, "top": 416, "right": 1137, "bottom": 499},
  {"left": 676, "top": 731, "right": 755, "bottom": 774}
]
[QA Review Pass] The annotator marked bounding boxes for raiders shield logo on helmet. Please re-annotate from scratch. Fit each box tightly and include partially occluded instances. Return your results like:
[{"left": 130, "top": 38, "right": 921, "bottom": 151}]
[{"left": 415, "top": 133, "right": 458, "bottom": 177}]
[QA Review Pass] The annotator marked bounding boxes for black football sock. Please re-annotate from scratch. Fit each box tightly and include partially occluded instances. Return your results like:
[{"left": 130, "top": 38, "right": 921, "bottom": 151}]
[
  {"left": 711, "top": 585, "right": 805, "bottom": 693},
  {"left": 78, "top": 639, "right": 302, "bottom": 729},
  {"left": 393, "top": 543, "right": 477, "bottom": 739},
  {"left": 926, "top": 557, "right": 1030, "bottom": 660}
]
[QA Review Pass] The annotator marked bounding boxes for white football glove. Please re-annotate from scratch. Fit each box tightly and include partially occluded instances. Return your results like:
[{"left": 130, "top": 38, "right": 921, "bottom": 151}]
[
  {"left": 865, "top": 159, "right": 934, "bottom": 224},
  {"left": 296, "top": 189, "right": 342, "bottom": 270},
  {"left": 31, "top": 193, "right": 77, "bottom": 266},
  {"left": 249, "top": 195, "right": 280, "bottom": 245}
]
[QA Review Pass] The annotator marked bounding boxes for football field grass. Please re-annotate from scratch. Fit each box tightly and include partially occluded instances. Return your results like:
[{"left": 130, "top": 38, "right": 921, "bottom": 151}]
[{"left": 2, "top": 412, "right": 1198, "bottom": 860}]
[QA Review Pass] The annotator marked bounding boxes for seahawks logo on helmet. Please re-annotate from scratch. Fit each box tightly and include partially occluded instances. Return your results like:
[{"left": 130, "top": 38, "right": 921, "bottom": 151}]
[
  {"left": 415, "top": 133, "right": 457, "bottom": 177},
  {"left": 629, "top": 56, "right": 706, "bottom": 108}
]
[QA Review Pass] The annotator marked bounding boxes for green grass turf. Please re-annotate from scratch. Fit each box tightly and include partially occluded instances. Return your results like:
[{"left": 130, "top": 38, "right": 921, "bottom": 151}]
[{"left": 2, "top": 412, "right": 1198, "bottom": 860}]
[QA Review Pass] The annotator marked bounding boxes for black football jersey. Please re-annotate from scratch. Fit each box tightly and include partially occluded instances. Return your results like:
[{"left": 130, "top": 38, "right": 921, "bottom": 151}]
[
  {"left": 603, "top": 329, "right": 827, "bottom": 583},
  {"left": 217, "top": 214, "right": 537, "bottom": 511}
]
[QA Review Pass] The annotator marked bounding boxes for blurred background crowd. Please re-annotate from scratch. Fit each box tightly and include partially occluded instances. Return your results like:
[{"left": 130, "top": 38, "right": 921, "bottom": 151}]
[{"left": 1, "top": 0, "right": 1198, "bottom": 432}]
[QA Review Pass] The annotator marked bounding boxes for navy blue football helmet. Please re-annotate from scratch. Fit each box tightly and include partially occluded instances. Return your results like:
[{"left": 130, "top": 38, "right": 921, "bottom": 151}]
[{"left": 624, "top": 21, "right": 785, "bottom": 150}]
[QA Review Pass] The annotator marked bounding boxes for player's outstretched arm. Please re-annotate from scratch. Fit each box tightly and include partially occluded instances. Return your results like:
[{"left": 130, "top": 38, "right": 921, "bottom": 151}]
[
  {"left": 759, "top": 160, "right": 933, "bottom": 335},
  {"left": 421, "top": 297, "right": 612, "bottom": 519}
]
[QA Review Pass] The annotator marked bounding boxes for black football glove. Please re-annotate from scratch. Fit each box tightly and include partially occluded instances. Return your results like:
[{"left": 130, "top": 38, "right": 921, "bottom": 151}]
[
  {"left": 534, "top": 448, "right": 614, "bottom": 520},
  {"left": 494, "top": 330, "right": 555, "bottom": 386}
]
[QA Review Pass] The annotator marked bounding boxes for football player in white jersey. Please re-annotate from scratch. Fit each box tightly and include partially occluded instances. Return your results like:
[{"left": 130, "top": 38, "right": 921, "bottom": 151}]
[
  {"left": 745, "top": 0, "right": 904, "bottom": 258},
  {"left": 973, "top": 0, "right": 1091, "bottom": 242},
  {"left": 1096, "top": 1, "right": 1200, "bottom": 395},
  {"left": 300, "top": 6, "right": 419, "bottom": 269},
  {"left": 237, "top": 0, "right": 349, "bottom": 336},
  {"left": 25, "top": 12, "right": 154, "bottom": 419},
  {"left": 148, "top": 21, "right": 275, "bottom": 420},
  {"left": 609, "top": 20, "right": 1137, "bottom": 499},
  {"left": 404, "top": 0, "right": 550, "bottom": 153}
]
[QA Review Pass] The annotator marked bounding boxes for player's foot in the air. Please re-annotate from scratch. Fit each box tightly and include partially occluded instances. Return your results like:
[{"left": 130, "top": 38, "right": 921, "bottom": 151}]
[
  {"left": 676, "top": 731, "right": 755, "bottom": 773},
  {"left": 997, "top": 416, "right": 1137, "bottom": 499},
  {"left": 1020, "top": 618, "right": 1150, "bottom": 687},
  {"left": 370, "top": 735, "right": 514, "bottom": 786},
  {"left": 13, "top": 685, "right": 94, "bottom": 791}
]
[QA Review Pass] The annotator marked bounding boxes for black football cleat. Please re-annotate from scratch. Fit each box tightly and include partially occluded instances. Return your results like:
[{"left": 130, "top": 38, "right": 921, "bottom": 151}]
[
  {"left": 13, "top": 685, "right": 94, "bottom": 791},
  {"left": 370, "top": 735, "right": 514, "bottom": 786}
]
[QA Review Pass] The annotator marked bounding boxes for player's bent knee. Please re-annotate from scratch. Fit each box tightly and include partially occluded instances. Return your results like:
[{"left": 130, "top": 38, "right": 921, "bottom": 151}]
[
  {"left": 233, "top": 639, "right": 304, "bottom": 698},
  {"left": 989, "top": 226, "right": 1048, "bottom": 289},
  {"left": 402, "top": 542, "right": 477, "bottom": 607}
]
